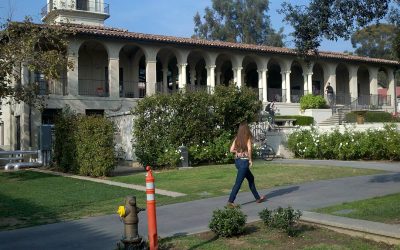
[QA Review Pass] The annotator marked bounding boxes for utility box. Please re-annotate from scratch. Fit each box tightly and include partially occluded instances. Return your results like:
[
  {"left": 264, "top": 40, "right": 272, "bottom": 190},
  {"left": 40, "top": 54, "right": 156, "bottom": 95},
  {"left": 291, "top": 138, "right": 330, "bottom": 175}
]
[
  {"left": 38, "top": 125, "right": 53, "bottom": 150},
  {"left": 178, "top": 145, "right": 189, "bottom": 168}
]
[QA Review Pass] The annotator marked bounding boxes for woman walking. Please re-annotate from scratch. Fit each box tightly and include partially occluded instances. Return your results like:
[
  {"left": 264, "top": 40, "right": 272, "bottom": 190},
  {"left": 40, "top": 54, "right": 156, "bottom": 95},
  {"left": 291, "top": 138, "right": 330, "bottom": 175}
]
[{"left": 228, "top": 121, "right": 266, "bottom": 207}]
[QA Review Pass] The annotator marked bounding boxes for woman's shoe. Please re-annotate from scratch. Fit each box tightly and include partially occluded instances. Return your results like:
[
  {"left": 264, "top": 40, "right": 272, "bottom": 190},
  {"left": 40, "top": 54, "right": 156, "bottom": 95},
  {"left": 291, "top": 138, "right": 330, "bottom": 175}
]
[
  {"left": 256, "top": 195, "right": 266, "bottom": 203},
  {"left": 227, "top": 202, "right": 237, "bottom": 208}
]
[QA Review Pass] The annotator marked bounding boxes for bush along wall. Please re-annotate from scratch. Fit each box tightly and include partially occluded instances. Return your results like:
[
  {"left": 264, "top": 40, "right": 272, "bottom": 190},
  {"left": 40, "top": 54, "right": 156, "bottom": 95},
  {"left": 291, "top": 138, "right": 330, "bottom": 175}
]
[
  {"left": 132, "top": 85, "right": 262, "bottom": 168},
  {"left": 345, "top": 111, "right": 399, "bottom": 123},
  {"left": 287, "top": 124, "right": 400, "bottom": 161},
  {"left": 54, "top": 109, "right": 116, "bottom": 177}
]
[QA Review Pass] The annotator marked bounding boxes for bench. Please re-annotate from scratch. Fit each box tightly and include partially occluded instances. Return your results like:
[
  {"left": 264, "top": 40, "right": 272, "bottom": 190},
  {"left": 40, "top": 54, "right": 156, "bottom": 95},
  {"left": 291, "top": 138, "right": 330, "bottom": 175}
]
[{"left": 274, "top": 118, "right": 297, "bottom": 127}]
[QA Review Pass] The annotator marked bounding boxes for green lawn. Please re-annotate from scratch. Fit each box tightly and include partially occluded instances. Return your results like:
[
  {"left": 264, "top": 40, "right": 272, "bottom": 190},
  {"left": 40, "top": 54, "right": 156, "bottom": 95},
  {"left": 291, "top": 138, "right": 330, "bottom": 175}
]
[
  {"left": 314, "top": 193, "right": 400, "bottom": 224},
  {"left": 110, "top": 161, "right": 382, "bottom": 204},
  {"left": 0, "top": 162, "right": 383, "bottom": 230}
]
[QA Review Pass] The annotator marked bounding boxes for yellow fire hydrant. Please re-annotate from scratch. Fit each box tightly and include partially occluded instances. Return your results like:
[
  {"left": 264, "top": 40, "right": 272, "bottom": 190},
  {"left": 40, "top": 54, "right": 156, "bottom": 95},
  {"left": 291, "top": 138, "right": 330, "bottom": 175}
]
[{"left": 117, "top": 195, "right": 145, "bottom": 249}]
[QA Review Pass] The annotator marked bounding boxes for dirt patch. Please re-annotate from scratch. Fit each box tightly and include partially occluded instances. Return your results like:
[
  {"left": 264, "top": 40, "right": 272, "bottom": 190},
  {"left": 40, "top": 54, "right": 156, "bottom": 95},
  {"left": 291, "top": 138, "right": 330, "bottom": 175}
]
[{"left": 159, "top": 222, "right": 399, "bottom": 250}]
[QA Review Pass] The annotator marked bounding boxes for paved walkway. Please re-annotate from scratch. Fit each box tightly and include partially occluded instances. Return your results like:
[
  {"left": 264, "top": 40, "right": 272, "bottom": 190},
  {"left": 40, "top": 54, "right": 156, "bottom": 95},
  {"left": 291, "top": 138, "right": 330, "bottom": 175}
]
[{"left": 1, "top": 160, "right": 400, "bottom": 249}]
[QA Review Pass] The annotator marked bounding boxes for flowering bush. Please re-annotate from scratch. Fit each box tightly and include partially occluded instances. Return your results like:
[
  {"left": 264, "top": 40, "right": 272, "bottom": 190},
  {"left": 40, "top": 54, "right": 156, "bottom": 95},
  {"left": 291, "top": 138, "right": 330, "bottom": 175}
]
[
  {"left": 288, "top": 124, "right": 400, "bottom": 160},
  {"left": 133, "top": 85, "right": 261, "bottom": 168}
]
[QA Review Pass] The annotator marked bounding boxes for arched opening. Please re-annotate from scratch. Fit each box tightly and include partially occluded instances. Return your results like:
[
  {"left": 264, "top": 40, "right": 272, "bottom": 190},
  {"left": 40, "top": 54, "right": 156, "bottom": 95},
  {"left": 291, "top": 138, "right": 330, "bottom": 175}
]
[
  {"left": 290, "top": 61, "right": 304, "bottom": 103},
  {"left": 156, "top": 48, "right": 178, "bottom": 94},
  {"left": 312, "top": 63, "right": 324, "bottom": 95},
  {"left": 357, "top": 66, "right": 370, "bottom": 105},
  {"left": 78, "top": 41, "right": 108, "bottom": 96},
  {"left": 336, "top": 64, "right": 350, "bottom": 104},
  {"left": 119, "top": 45, "right": 145, "bottom": 98},
  {"left": 267, "top": 59, "right": 282, "bottom": 102},
  {"left": 216, "top": 54, "right": 233, "bottom": 86},
  {"left": 243, "top": 57, "right": 258, "bottom": 88},
  {"left": 188, "top": 51, "right": 207, "bottom": 91}
]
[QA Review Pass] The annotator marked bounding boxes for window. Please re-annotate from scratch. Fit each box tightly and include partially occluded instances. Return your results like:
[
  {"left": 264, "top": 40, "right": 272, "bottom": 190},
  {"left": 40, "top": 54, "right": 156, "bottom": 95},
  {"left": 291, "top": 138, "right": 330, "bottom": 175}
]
[
  {"left": 76, "top": 0, "right": 88, "bottom": 11},
  {"left": 42, "top": 109, "right": 61, "bottom": 125},
  {"left": 86, "top": 109, "right": 104, "bottom": 116}
]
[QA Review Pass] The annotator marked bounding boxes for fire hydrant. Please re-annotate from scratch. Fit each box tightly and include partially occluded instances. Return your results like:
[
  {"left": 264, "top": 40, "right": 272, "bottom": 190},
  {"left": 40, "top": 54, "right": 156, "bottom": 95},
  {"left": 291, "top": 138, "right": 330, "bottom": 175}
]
[{"left": 117, "top": 195, "right": 146, "bottom": 249}]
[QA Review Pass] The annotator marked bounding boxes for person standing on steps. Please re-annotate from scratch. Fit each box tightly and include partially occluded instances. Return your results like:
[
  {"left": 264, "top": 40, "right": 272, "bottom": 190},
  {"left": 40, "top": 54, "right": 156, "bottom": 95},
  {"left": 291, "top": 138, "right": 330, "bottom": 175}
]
[
  {"left": 227, "top": 121, "right": 266, "bottom": 208},
  {"left": 325, "top": 82, "right": 334, "bottom": 106}
]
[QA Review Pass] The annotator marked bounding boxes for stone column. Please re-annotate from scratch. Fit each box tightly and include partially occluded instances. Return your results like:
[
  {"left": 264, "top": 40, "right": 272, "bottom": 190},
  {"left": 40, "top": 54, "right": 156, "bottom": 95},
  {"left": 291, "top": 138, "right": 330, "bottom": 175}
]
[
  {"left": 369, "top": 67, "right": 379, "bottom": 95},
  {"left": 216, "top": 71, "right": 221, "bottom": 85},
  {"left": 324, "top": 63, "right": 337, "bottom": 98},
  {"left": 146, "top": 59, "right": 157, "bottom": 96},
  {"left": 233, "top": 67, "right": 243, "bottom": 87},
  {"left": 387, "top": 69, "right": 396, "bottom": 111},
  {"left": 163, "top": 66, "right": 169, "bottom": 93},
  {"left": 303, "top": 71, "right": 313, "bottom": 95},
  {"left": 207, "top": 65, "right": 216, "bottom": 93},
  {"left": 190, "top": 67, "right": 196, "bottom": 85},
  {"left": 258, "top": 69, "right": 268, "bottom": 102},
  {"left": 178, "top": 63, "right": 187, "bottom": 89},
  {"left": 108, "top": 57, "right": 120, "bottom": 98},
  {"left": 281, "top": 70, "right": 291, "bottom": 103},
  {"left": 349, "top": 65, "right": 358, "bottom": 100},
  {"left": 67, "top": 51, "right": 79, "bottom": 96}
]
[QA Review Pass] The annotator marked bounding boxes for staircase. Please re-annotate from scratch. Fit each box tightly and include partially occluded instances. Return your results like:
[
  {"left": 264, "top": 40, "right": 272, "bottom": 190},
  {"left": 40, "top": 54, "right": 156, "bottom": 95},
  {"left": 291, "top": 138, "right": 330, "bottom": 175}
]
[{"left": 318, "top": 106, "right": 350, "bottom": 126}]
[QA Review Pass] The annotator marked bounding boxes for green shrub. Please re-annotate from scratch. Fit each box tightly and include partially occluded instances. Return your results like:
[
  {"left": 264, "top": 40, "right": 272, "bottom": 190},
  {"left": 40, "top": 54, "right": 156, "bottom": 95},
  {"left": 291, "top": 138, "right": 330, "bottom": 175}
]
[
  {"left": 74, "top": 115, "right": 116, "bottom": 177},
  {"left": 287, "top": 125, "right": 400, "bottom": 160},
  {"left": 276, "top": 115, "right": 314, "bottom": 126},
  {"left": 259, "top": 206, "right": 302, "bottom": 236},
  {"left": 53, "top": 106, "right": 78, "bottom": 173},
  {"left": 345, "top": 111, "right": 397, "bottom": 123},
  {"left": 300, "top": 94, "right": 327, "bottom": 110},
  {"left": 132, "top": 86, "right": 261, "bottom": 168},
  {"left": 209, "top": 206, "right": 247, "bottom": 237}
]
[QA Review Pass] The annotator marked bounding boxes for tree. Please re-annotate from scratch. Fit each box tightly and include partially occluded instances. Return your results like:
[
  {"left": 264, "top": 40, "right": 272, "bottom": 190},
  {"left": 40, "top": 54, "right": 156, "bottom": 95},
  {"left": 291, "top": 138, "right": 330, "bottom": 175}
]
[
  {"left": 351, "top": 24, "right": 397, "bottom": 60},
  {"left": 193, "top": 0, "right": 285, "bottom": 47},
  {"left": 0, "top": 18, "right": 73, "bottom": 107},
  {"left": 279, "top": 0, "right": 398, "bottom": 56}
]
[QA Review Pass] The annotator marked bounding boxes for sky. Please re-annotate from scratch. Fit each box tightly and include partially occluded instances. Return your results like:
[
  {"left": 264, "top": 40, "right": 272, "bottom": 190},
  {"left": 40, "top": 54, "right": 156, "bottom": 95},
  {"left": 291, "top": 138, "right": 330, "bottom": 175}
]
[{"left": 0, "top": 0, "right": 353, "bottom": 52}]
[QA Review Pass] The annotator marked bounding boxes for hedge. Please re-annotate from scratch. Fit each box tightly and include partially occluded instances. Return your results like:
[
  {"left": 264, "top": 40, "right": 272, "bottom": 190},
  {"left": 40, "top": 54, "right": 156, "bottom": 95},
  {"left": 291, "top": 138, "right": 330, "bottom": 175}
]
[
  {"left": 54, "top": 108, "right": 116, "bottom": 177},
  {"left": 345, "top": 111, "right": 399, "bottom": 123}
]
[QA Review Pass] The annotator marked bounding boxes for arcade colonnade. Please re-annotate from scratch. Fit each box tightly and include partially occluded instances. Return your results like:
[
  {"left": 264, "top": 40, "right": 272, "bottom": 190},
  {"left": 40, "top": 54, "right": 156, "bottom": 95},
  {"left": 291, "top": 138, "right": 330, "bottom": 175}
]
[{"left": 64, "top": 38, "right": 396, "bottom": 106}]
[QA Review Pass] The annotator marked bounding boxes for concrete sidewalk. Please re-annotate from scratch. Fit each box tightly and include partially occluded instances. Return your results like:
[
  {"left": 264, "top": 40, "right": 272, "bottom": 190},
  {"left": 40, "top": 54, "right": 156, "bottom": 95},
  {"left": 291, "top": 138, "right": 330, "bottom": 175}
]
[{"left": 1, "top": 160, "right": 400, "bottom": 249}]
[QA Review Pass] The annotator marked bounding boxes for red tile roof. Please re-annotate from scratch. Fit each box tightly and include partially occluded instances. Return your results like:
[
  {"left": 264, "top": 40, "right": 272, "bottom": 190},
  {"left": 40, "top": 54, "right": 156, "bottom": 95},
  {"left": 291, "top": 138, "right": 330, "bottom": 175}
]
[{"left": 61, "top": 23, "right": 400, "bottom": 66}]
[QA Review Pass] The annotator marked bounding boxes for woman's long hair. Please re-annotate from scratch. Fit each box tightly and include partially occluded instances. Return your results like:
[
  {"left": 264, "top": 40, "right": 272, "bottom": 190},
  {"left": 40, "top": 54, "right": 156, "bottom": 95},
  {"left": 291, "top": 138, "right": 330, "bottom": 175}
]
[{"left": 234, "top": 121, "right": 253, "bottom": 152}]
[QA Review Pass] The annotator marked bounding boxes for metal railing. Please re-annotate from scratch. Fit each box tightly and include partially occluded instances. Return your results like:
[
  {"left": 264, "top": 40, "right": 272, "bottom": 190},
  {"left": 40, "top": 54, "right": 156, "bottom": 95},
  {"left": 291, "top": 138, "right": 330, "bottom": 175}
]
[
  {"left": 37, "top": 79, "right": 68, "bottom": 96},
  {"left": 41, "top": 1, "right": 110, "bottom": 18},
  {"left": 353, "top": 94, "right": 391, "bottom": 110},
  {"left": 335, "top": 92, "right": 352, "bottom": 105},
  {"left": 78, "top": 79, "right": 109, "bottom": 97},
  {"left": 290, "top": 89, "right": 305, "bottom": 103},
  {"left": 119, "top": 81, "right": 145, "bottom": 98},
  {"left": 267, "top": 88, "right": 286, "bottom": 102},
  {"left": 251, "top": 88, "right": 263, "bottom": 100}
]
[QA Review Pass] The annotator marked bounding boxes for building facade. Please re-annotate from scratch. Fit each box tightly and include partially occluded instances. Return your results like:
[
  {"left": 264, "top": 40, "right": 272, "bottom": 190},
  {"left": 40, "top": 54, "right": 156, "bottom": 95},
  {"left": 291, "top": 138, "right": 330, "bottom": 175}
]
[{"left": 1, "top": 0, "right": 399, "bottom": 151}]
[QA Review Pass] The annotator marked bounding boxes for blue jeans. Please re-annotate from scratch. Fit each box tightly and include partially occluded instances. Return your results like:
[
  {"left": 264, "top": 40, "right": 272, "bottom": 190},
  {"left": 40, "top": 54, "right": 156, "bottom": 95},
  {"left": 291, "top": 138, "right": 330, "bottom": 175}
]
[{"left": 228, "top": 158, "right": 261, "bottom": 203}]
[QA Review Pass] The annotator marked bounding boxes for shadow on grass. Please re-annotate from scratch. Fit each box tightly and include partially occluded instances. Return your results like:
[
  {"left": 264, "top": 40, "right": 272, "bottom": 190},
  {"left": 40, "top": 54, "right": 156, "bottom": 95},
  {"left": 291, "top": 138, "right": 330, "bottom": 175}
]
[
  {"left": 0, "top": 170, "right": 57, "bottom": 181},
  {"left": 0, "top": 192, "right": 60, "bottom": 231},
  {"left": 369, "top": 173, "right": 400, "bottom": 183}
]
